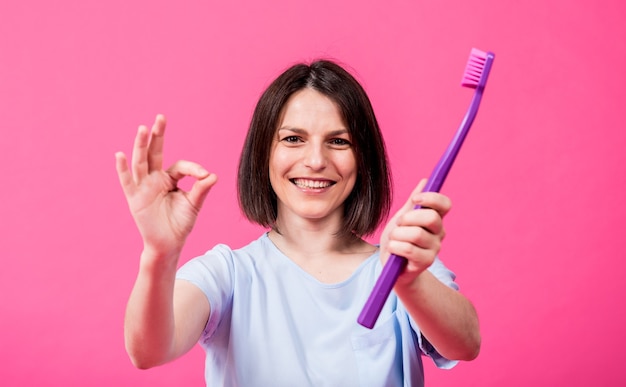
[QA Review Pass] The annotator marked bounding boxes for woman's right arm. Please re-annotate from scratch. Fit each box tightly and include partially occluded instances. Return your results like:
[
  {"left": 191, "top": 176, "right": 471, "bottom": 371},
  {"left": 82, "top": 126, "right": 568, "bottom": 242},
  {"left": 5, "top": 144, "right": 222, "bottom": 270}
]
[{"left": 115, "top": 115, "right": 217, "bottom": 368}]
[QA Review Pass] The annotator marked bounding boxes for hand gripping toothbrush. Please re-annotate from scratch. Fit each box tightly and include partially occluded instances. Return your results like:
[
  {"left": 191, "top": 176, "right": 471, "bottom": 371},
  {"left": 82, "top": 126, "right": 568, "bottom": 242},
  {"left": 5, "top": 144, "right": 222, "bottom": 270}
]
[{"left": 358, "top": 48, "right": 495, "bottom": 329}]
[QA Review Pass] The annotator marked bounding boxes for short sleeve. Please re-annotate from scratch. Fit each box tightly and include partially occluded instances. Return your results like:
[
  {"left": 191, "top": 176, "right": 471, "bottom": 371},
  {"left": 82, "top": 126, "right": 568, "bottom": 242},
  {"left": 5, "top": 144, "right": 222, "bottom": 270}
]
[{"left": 176, "top": 244, "right": 235, "bottom": 340}]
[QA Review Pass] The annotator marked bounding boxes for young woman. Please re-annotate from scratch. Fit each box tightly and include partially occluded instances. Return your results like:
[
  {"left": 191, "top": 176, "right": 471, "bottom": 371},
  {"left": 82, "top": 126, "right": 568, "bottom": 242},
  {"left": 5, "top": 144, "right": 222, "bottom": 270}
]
[{"left": 116, "top": 60, "right": 480, "bottom": 386}]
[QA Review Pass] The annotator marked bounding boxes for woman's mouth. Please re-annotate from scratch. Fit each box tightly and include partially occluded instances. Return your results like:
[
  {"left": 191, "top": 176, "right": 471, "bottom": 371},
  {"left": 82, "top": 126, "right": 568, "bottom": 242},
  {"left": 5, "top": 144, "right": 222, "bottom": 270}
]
[{"left": 291, "top": 178, "right": 334, "bottom": 189}]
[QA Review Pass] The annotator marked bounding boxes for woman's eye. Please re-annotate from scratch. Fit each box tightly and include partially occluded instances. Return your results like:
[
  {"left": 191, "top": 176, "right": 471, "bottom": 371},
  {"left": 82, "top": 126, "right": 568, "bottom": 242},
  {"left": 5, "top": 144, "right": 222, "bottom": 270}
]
[
  {"left": 282, "top": 136, "right": 301, "bottom": 143},
  {"left": 330, "top": 138, "right": 351, "bottom": 146}
]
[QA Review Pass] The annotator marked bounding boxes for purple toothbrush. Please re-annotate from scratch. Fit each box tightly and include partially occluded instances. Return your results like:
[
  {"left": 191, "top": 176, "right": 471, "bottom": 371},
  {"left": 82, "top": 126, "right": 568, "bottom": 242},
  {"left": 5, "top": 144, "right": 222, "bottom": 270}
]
[{"left": 358, "top": 48, "right": 495, "bottom": 329}]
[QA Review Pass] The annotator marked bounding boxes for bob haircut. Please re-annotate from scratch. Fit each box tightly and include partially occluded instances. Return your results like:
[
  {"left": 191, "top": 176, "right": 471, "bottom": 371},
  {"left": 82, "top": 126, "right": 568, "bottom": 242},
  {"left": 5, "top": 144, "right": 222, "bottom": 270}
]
[{"left": 237, "top": 59, "right": 392, "bottom": 238}]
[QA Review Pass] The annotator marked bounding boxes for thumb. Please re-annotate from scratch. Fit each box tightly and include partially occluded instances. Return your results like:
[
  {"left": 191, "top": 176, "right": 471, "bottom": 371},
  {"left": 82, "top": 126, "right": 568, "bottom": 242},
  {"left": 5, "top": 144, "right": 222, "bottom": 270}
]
[
  {"left": 386, "top": 178, "right": 428, "bottom": 228},
  {"left": 401, "top": 178, "right": 428, "bottom": 212}
]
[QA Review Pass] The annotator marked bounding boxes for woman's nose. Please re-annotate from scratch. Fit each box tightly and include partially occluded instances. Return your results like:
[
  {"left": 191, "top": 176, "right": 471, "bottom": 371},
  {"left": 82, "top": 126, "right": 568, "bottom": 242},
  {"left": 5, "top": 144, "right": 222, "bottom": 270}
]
[{"left": 303, "top": 143, "right": 327, "bottom": 170}]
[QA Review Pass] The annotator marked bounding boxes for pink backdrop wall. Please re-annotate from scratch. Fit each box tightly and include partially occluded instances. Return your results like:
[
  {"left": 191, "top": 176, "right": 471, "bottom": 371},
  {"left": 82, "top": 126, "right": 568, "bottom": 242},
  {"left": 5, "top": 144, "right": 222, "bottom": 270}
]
[{"left": 1, "top": 0, "right": 625, "bottom": 385}]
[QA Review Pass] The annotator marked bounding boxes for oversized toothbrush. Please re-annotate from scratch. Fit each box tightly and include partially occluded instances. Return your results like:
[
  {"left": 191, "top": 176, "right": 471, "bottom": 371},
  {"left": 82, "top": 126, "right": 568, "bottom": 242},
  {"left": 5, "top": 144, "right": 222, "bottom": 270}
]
[{"left": 358, "top": 48, "right": 495, "bottom": 329}]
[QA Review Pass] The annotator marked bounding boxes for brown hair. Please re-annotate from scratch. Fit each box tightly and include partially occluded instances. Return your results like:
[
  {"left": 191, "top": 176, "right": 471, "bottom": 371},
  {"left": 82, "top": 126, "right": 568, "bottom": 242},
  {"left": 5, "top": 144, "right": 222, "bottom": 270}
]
[{"left": 237, "top": 59, "right": 392, "bottom": 237}]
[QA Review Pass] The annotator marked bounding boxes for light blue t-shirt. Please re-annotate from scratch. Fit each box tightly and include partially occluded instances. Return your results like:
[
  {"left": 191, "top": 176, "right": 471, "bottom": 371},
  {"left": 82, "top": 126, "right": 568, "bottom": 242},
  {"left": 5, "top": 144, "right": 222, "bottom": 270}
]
[{"left": 177, "top": 233, "right": 458, "bottom": 386}]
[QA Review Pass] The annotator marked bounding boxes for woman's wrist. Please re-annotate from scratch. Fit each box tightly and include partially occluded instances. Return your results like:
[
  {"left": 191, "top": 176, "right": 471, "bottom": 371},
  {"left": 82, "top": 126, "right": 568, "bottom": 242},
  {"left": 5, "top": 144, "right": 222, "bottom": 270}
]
[{"left": 138, "top": 246, "right": 181, "bottom": 275}]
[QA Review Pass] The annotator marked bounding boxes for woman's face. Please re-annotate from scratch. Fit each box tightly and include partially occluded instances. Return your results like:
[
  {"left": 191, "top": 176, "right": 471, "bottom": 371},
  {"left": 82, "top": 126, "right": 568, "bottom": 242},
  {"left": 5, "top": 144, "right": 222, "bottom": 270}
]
[{"left": 269, "top": 88, "right": 357, "bottom": 227}]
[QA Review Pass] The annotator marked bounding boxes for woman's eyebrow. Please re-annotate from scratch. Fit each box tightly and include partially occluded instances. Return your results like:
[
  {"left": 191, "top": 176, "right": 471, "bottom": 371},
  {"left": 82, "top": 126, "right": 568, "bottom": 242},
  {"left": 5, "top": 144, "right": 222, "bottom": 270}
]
[
  {"left": 277, "top": 127, "right": 306, "bottom": 134},
  {"left": 327, "top": 129, "right": 349, "bottom": 136},
  {"left": 277, "top": 127, "right": 349, "bottom": 136}
]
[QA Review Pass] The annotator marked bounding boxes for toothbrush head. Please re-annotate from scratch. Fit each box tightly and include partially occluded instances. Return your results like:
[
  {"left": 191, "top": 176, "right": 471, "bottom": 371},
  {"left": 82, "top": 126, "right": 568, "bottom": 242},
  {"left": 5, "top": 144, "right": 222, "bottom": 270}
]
[{"left": 461, "top": 48, "right": 495, "bottom": 89}]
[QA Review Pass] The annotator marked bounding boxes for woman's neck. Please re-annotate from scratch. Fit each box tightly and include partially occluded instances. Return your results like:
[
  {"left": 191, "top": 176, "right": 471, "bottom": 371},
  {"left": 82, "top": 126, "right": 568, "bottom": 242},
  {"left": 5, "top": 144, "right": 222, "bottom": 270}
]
[
  {"left": 271, "top": 209, "right": 354, "bottom": 253},
  {"left": 267, "top": 221, "right": 377, "bottom": 284}
]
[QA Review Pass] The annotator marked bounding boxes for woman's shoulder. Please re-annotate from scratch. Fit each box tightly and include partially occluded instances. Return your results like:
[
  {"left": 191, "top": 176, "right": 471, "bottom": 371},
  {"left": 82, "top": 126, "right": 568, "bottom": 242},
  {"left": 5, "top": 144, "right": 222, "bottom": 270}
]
[{"left": 194, "top": 233, "right": 270, "bottom": 258}]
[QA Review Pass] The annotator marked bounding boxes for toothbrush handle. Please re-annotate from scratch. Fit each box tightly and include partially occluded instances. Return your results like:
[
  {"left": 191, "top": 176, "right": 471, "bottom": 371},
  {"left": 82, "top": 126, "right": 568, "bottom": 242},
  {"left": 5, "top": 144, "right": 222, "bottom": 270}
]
[
  {"left": 357, "top": 90, "right": 485, "bottom": 329},
  {"left": 357, "top": 253, "right": 407, "bottom": 328}
]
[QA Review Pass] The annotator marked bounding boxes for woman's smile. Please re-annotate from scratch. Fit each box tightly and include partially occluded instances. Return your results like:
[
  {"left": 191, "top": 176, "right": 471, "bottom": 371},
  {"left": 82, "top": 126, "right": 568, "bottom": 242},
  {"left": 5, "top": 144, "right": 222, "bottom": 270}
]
[{"left": 291, "top": 178, "right": 335, "bottom": 190}]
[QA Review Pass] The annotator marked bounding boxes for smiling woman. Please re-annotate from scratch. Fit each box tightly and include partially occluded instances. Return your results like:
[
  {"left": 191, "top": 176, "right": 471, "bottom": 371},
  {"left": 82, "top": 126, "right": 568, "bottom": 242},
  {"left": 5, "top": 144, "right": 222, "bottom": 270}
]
[
  {"left": 116, "top": 59, "right": 481, "bottom": 386},
  {"left": 238, "top": 61, "right": 391, "bottom": 238}
]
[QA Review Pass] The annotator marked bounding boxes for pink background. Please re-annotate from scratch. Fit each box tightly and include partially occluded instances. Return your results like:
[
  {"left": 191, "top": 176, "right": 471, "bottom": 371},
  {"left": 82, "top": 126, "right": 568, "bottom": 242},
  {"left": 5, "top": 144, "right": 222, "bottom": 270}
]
[{"left": 1, "top": 0, "right": 625, "bottom": 385}]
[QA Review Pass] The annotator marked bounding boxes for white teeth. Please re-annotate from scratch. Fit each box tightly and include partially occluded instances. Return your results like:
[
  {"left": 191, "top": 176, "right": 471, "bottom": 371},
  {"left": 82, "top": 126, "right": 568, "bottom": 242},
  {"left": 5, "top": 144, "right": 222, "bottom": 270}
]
[{"left": 293, "top": 179, "right": 332, "bottom": 189}]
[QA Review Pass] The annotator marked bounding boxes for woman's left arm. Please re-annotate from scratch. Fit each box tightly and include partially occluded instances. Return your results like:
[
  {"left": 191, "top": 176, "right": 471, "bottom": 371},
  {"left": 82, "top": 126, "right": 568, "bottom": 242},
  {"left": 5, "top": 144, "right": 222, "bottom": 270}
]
[
  {"left": 380, "top": 179, "right": 481, "bottom": 361},
  {"left": 395, "top": 269, "right": 481, "bottom": 361}
]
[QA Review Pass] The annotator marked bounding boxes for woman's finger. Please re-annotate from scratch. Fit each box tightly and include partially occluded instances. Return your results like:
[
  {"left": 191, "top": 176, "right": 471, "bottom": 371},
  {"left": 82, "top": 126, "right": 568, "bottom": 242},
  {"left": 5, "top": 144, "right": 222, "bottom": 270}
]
[
  {"left": 398, "top": 208, "right": 445, "bottom": 236},
  {"left": 115, "top": 151, "right": 135, "bottom": 197},
  {"left": 166, "top": 160, "right": 211, "bottom": 183},
  {"left": 166, "top": 160, "right": 217, "bottom": 211},
  {"left": 131, "top": 124, "right": 150, "bottom": 183},
  {"left": 412, "top": 191, "right": 452, "bottom": 218},
  {"left": 391, "top": 222, "right": 441, "bottom": 252},
  {"left": 188, "top": 173, "right": 218, "bottom": 210},
  {"left": 147, "top": 114, "right": 166, "bottom": 173},
  {"left": 387, "top": 236, "right": 438, "bottom": 267}
]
